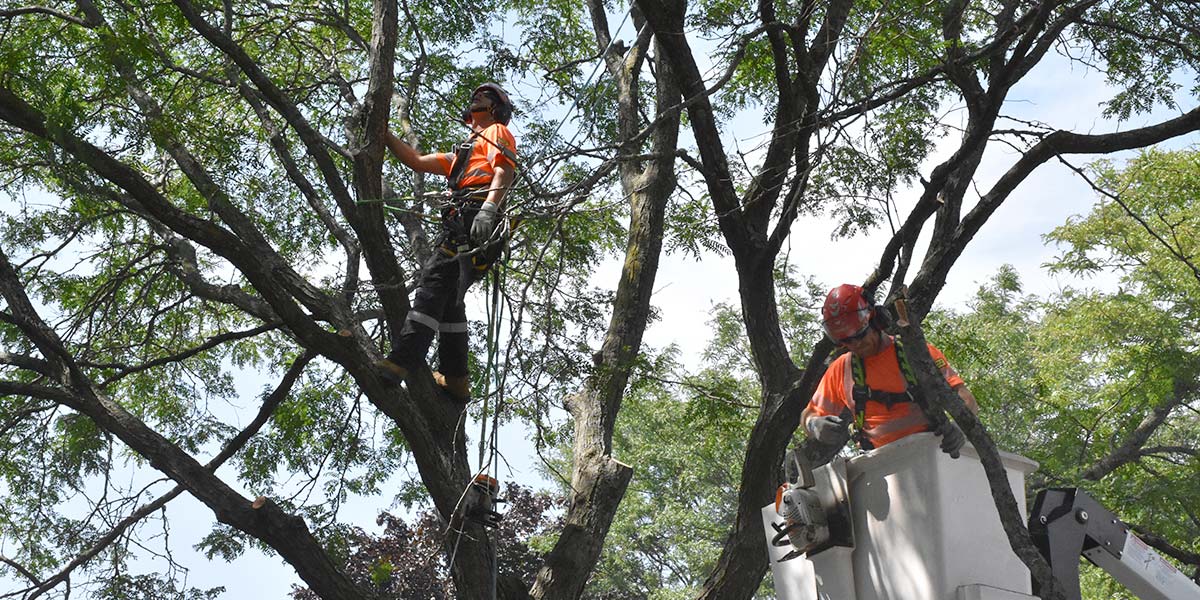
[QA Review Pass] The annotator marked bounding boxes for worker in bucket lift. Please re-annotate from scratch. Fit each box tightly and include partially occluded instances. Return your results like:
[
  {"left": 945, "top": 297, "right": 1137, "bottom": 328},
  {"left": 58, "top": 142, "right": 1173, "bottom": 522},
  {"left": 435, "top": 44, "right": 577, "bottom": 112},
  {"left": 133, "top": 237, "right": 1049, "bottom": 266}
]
[
  {"left": 374, "top": 83, "right": 517, "bottom": 402},
  {"left": 801, "top": 284, "right": 978, "bottom": 455}
]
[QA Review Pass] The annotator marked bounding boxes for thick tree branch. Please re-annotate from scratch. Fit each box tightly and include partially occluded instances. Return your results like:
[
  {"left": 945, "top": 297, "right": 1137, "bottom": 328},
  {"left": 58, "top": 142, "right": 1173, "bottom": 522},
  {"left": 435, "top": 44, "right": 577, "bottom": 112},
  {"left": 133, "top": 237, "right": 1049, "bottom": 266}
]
[
  {"left": 635, "top": 0, "right": 753, "bottom": 253},
  {"left": 742, "top": 0, "right": 806, "bottom": 248},
  {"left": 77, "top": 0, "right": 351, "bottom": 330},
  {"left": 0, "top": 247, "right": 374, "bottom": 600},
  {"left": 0, "top": 379, "right": 78, "bottom": 403},
  {"left": 1080, "top": 375, "right": 1196, "bottom": 481},
  {"left": 530, "top": 3, "right": 680, "bottom": 596},
  {"left": 904, "top": 103, "right": 1200, "bottom": 319},
  {"left": 233, "top": 76, "right": 362, "bottom": 304},
  {"left": 0, "top": 84, "right": 352, "bottom": 363},
  {"left": 0, "top": 351, "right": 51, "bottom": 376},
  {"left": 941, "top": 0, "right": 985, "bottom": 108},
  {"left": 998, "top": 0, "right": 1102, "bottom": 90},
  {"left": 153, "top": 228, "right": 277, "bottom": 320},
  {"left": 0, "top": 5, "right": 97, "bottom": 26},
  {"left": 895, "top": 318, "right": 1068, "bottom": 600},
  {"left": 171, "top": 0, "right": 412, "bottom": 338},
  {"left": 347, "top": 0, "right": 411, "bottom": 342},
  {"left": 0, "top": 555, "right": 41, "bottom": 586},
  {"left": 22, "top": 352, "right": 315, "bottom": 600},
  {"left": 0, "top": 380, "right": 78, "bottom": 405}
]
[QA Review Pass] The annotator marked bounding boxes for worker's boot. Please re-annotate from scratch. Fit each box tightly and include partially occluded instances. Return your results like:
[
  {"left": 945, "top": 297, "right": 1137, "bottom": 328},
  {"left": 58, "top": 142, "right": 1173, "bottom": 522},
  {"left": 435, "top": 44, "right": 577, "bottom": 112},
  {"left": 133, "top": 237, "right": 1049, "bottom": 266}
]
[
  {"left": 374, "top": 358, "right": 408, "bottom": 385},
  {"left": 432, "top": 371, "right": 471, "bottom": 403}
]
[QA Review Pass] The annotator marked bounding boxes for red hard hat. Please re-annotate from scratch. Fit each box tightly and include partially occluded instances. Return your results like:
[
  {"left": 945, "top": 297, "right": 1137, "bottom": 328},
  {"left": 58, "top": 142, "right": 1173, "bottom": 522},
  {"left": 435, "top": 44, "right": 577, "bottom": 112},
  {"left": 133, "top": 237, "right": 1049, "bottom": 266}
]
[{"left": 821, "top": 284, "right": 872, "bottom": 341}]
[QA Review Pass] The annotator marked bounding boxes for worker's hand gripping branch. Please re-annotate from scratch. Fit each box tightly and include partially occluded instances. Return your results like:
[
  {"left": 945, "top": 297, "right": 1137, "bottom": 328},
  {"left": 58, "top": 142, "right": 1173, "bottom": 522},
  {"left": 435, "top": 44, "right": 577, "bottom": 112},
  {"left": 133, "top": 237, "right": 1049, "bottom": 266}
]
[{"left": 936, "top": 421, "right": 965, "bottom": 457}]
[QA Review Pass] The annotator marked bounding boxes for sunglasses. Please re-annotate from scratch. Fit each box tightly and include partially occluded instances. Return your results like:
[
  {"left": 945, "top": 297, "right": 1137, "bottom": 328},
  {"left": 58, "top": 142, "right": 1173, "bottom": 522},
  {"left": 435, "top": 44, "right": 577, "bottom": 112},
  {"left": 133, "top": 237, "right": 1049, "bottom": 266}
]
[{"left": 833, "top": 326, "right": 871, "bottom": 346}]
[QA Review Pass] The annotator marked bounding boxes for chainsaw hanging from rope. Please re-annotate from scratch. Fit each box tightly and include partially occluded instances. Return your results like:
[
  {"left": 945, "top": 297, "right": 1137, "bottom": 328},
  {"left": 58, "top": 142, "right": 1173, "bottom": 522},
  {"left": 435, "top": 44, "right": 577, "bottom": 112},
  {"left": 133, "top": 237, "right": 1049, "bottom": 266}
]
[
  {"left": 462, "top": 473, "right": 505, "bottom": 528},
  {"left": 443, "top": 470, "right": 508, "bottom": 581}
]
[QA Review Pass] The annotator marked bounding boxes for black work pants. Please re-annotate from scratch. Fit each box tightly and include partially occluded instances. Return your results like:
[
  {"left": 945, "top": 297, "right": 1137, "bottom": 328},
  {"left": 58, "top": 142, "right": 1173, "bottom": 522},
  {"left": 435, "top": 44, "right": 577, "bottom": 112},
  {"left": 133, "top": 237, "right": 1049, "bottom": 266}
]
[{"left": 387, "top": 202, "right": 487, "bottom": 377}]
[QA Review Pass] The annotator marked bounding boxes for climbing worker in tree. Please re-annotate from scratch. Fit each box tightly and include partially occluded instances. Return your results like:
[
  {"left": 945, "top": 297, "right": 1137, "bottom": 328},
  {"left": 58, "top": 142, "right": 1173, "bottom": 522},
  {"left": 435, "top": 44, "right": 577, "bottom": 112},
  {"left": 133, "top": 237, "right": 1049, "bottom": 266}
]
[
  {"left": 374, "top": 83, "right": 517, "bottom": 402},
  {"left": 801, "top": 284, "right": 978, "bottom": 455}
]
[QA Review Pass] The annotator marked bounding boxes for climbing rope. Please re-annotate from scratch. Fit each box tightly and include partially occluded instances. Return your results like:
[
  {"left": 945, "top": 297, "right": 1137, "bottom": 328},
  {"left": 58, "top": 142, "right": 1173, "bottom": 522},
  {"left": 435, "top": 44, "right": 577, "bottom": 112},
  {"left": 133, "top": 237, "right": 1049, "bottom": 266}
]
[
  {"left": 441, "top": 251, "right": 509, "bottom": 600},
  {"left": 391, "top": 7, "right": 646, "bottom": 595}
]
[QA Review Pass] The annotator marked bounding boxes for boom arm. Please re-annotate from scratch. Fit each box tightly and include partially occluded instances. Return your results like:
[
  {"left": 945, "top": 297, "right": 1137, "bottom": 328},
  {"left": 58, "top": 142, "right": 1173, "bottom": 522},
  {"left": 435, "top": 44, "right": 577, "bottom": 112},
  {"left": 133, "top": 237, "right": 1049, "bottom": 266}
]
[{"left": 1029, "top": 488, "right": 1200, "bottom": 600}]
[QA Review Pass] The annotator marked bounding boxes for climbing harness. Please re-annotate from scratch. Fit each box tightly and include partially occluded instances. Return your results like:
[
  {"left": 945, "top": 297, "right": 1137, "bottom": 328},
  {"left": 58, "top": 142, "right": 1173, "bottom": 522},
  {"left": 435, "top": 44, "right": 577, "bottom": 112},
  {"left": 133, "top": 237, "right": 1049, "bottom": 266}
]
[{"left": 848, "top": 336, "right": 934, "bottom": 451}]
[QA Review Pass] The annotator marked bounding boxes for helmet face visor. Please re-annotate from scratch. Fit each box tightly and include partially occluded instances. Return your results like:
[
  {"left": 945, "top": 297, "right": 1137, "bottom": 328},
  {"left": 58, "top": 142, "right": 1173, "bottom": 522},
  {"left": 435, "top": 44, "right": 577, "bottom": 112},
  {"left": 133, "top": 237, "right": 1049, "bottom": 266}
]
[{"left": 822, "top": 307, "right": 871, "bottom": 343}]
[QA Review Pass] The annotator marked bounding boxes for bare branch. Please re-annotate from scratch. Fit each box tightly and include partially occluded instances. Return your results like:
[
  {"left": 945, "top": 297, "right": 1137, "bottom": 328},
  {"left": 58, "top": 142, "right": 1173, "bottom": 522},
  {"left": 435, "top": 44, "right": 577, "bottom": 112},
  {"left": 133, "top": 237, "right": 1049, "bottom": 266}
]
[
  {"left": 22, "top": 351, "right": 315, "bottom": 599},
  {"left": 0, "top": 380, "right": 76, "bottom": 404},
  {"left": 895, "top": 317, "right": 1068, "bottom": 599},
  {"left": 0, "top": 554, "right": 41, "bottom": 586},
  {"left": 86, "top": 321, "right": 283, "bottom": 387},
  {"left": 1057, "top": 156, "right": 1200, "bottom": 290},
  {"left": 1080, "top": 375, "right": 1195, "bottom": 480},
  {"left": 0, "top": 5, "right": 97, "bottom": 26}
]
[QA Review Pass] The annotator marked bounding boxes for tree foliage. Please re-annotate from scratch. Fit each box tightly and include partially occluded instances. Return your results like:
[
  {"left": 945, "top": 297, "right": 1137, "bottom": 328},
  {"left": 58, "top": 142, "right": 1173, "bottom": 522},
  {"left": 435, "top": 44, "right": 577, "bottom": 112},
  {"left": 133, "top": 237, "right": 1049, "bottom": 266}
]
[
  {"left": 290, "top": 484, "right": 561, "bottom": 600},
  {"left": 928, "top": 149, "right": 1200, "bottom": 595}
]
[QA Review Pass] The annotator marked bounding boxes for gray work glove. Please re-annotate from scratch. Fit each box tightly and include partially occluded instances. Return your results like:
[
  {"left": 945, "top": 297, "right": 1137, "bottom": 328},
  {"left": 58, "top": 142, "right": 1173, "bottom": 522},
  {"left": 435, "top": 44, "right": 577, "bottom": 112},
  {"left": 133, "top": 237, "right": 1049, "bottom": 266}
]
[
  {"left": 805, "top": 415, "right": 847, "bottom": 444},
  {"left": 937, "top": 421, "right": 965, "bottom": 458},
  {"left": 471, "top": 201, "right": 499, "bottom": 245}
]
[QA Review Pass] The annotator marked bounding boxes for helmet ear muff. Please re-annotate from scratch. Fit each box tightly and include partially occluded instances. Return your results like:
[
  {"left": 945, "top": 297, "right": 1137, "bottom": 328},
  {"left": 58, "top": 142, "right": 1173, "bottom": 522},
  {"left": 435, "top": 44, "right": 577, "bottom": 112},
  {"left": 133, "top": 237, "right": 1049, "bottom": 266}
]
[
  {"left": 491, "top": 104, "right": 512, "bottom": 125},
  {"left": 865, "top": 292, "right": 891, "bottom": 331}
]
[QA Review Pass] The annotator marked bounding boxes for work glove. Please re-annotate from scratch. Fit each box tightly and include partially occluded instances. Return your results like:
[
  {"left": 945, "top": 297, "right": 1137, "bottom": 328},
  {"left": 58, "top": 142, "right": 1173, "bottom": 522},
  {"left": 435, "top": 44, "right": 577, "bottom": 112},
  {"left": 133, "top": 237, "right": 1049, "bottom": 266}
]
[
  {"left": 471, "top": 201, "right": 500, "bottom": 245},
  {"left": 805, "top": 415, "right": 847, "bottom": 444},
  {"left": 936, "top": 420, "right": 965, "bottom": 458}
]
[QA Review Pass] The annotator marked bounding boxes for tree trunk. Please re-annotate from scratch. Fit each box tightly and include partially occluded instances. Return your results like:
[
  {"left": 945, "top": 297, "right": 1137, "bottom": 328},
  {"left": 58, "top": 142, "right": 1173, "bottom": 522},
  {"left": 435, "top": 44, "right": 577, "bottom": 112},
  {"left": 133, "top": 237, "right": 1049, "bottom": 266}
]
[{"left": 531, "top": 5, "right": 680, "bottom": 595}]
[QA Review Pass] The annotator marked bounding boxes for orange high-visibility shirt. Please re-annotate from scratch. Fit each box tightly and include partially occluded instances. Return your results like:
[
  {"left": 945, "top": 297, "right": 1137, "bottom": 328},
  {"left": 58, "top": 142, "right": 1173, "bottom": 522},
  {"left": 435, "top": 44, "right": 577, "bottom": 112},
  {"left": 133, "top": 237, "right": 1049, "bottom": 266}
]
[
  {"left": 436, "top": 123, "right": 517, "bottom": 190},
  {"left": 807, "top": 336, "right": 964, "bottom": 448}
]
